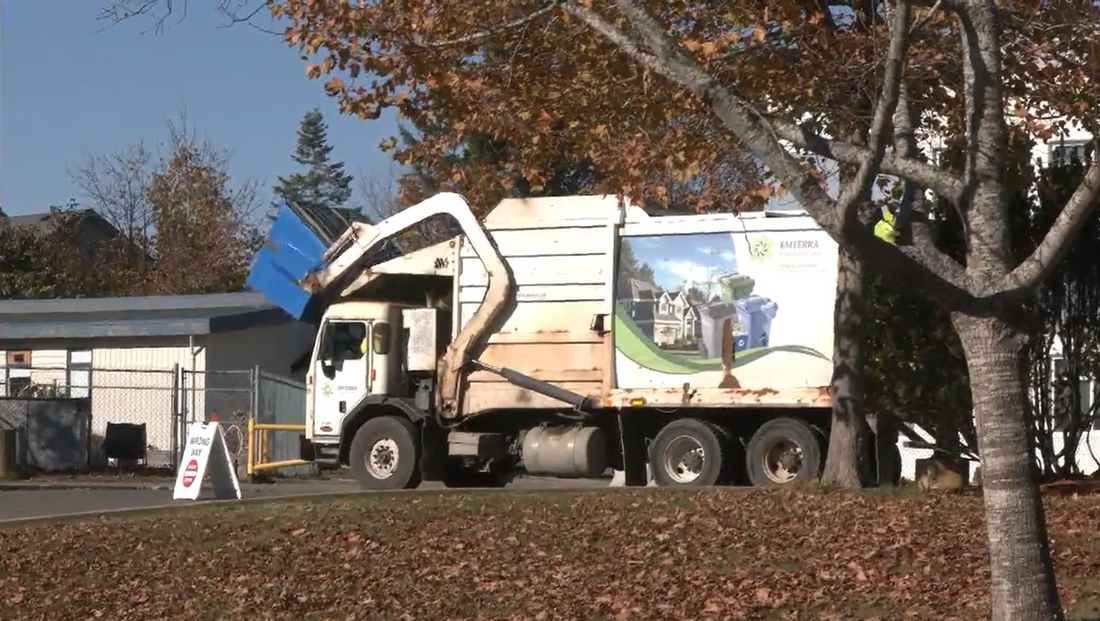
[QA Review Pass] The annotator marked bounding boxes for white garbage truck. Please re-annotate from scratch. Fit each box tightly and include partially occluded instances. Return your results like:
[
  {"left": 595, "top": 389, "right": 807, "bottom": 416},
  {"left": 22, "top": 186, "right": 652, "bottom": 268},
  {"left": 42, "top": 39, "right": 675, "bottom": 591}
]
[{"left": 247, "top": 193, "right": 852, "bottom": 490}]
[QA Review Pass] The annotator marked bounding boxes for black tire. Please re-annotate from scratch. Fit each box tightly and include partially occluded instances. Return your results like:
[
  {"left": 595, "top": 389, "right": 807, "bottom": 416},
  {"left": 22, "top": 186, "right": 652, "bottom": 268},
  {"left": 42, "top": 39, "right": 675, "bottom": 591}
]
[
  {"left": 348, "top": 416, "right": 422, "bottom": 490},
  {"left": 746, "top": 417, "right": 823, "bottom": 487},
  {"left": 649, "top": 418, "right": 728, "bottom": 487}
]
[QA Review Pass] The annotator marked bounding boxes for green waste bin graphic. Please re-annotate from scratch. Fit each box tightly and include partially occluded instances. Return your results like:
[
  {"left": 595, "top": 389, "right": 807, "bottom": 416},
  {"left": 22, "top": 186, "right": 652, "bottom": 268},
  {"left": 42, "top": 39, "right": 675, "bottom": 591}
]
[{"left": 718, "top": 273, "right": 755, "bottom": 302}]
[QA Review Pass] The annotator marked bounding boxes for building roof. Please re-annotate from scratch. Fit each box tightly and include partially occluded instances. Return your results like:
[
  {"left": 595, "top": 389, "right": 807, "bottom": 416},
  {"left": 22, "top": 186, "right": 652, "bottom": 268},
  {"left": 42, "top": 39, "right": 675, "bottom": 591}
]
[
  {"left": 4, "top": 209, "right": 109, "bottom": 233},
  {"left": 0, "top": 292, "right": 292, "bottom": 341}
]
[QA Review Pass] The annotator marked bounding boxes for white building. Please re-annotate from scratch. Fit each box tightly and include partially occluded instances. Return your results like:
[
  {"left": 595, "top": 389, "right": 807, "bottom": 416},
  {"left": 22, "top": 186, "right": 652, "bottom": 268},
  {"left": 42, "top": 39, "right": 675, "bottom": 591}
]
[{"left": 0, "top": 292, "right": 316, "bottom": 466}]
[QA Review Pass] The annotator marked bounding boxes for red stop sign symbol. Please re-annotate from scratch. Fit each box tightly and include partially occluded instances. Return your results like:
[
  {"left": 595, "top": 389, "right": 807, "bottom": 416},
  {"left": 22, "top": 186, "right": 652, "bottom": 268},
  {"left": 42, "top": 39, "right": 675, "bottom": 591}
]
[{"left": 182, "top": 459, "right": 199, "bottom": 488}]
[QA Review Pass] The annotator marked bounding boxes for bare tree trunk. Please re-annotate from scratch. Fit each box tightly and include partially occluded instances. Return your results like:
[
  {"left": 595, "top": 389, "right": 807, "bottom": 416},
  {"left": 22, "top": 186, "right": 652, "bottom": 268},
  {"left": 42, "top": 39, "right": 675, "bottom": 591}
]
[
  {"left": 954, "top": 312, "right": 1064, "bottom": 621},
  {"left": 822, "top": 245, "right": 870, "bottom": 487}
]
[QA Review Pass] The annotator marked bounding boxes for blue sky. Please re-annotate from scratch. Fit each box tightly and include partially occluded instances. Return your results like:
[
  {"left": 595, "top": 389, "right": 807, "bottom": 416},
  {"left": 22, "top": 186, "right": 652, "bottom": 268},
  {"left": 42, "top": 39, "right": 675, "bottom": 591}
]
[
  {"left": 1, "top": 3, "right": 400, "bottom": 215},
  {"left": 627, "top": 233, "right": 739, "bottom": 293}
]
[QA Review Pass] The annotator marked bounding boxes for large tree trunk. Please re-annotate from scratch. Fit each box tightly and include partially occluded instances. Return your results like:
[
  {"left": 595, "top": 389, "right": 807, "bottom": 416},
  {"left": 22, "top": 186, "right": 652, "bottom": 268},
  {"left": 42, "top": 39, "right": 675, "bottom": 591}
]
[
  {"left": 822, "top": 245, "right": 870, "bottom": 487},
  {"left": 953, "top": 312, "right": 1064, "bottom": 621}
]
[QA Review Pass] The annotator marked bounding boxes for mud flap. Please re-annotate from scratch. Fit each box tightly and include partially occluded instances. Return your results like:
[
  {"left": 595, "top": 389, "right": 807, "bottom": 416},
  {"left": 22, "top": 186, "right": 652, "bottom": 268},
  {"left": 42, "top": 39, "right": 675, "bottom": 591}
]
[
  {"left": 613, "top": 413, "right": 649, "bottom": 487},
  {"left": 420, "top": 416, "right": 448, "bottom": 481}
]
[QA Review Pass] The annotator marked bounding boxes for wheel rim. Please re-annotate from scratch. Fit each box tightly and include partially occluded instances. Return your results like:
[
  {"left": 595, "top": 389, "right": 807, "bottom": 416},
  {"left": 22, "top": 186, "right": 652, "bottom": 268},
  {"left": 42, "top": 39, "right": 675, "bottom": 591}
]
[
  {"left": 662, "top": 435, "right": 707, "bottom": 484},
  {"left": 761, "top": 439, "right": 802, "bottom": 484},
  {"left": 366, "top": 438, "right": 400, "bottom": 480}
]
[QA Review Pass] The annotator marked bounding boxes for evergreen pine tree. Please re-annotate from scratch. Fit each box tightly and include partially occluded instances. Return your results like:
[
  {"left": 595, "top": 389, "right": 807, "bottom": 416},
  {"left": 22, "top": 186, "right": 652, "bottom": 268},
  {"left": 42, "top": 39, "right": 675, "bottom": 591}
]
[{"left": 274, "top": 108, "right": 356, "bottom": 220}]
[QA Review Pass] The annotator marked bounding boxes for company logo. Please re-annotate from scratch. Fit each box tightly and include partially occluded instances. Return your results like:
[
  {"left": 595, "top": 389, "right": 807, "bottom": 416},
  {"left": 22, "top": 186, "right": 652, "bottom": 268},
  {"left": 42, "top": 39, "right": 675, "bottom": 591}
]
[
  {"left": 780, "top": 239, "right": 819, "bottom": 251},
  {"left": 320, "top": 381, "right": 334, "bottom": 398},
  {"left": 748, "top": 236, "right": 773, "bottom": 263}
]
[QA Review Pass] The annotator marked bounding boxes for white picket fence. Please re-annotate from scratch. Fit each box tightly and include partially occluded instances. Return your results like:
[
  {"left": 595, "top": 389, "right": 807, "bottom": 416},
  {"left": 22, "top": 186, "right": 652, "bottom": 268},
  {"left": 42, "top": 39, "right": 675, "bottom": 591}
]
[{"left": 899, "top": 424, "right": 1100, "bottom": 484}]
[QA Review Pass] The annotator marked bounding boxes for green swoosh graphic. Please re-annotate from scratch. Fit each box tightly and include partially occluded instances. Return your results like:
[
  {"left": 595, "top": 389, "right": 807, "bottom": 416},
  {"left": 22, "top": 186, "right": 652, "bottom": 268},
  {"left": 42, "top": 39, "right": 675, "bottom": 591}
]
[{"left": 614, "top": 307, "right": 828, "bottom": 375}]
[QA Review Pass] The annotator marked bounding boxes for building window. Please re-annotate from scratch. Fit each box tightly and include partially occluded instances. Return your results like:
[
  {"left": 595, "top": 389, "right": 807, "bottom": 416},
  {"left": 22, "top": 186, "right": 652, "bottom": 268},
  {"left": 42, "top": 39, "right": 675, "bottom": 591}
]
[
  {"left": 67, "top": 349, "right": 92, "bottom": 399},
  {"left": 1050, "top": 142, "right": 1093, "bottom": 167},
  {"left": 4, "top": 373, "right": 31, "bottom": 397}
]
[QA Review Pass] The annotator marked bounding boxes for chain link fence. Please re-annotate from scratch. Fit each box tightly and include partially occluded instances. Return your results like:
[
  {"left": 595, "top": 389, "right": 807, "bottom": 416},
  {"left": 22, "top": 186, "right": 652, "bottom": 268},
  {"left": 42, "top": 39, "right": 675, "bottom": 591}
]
[
  {"left": 180, "top": 369, "right": 256, "bottom": 469},
  {"left": 0, "top": 365, "right": 306, "bottom": 473},
  {"left": 257, "top": 371, "right": 316, "bottom": 476}
]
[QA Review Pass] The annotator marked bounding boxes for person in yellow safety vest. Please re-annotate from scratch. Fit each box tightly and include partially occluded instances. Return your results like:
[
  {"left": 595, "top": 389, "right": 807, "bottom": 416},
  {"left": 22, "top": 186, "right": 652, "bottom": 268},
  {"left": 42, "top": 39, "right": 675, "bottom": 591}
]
[
  {"left": 359, "top": 333, "right": 369, "bottom": 356},
  {"left": 874, "top": 204, "right": 898, "bottom": 245}
]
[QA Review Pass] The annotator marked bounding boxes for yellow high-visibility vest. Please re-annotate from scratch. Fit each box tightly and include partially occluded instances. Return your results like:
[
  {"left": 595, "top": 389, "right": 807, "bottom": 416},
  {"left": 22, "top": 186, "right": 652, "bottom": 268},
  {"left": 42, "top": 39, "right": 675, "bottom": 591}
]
[{"left": 874, "top": 210, "right": 898, "bottom": 245}]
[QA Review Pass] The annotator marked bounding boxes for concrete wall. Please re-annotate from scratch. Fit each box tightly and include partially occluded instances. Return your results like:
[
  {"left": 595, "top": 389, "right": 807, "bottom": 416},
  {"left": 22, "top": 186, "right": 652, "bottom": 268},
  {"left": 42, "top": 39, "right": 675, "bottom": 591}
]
[{"left": 205, "top": 322, "right": 316, "bottom": 381}]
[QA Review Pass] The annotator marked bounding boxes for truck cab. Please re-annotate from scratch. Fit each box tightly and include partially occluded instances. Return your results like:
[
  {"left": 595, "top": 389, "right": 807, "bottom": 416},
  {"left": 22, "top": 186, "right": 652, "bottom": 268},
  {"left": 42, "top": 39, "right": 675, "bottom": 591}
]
[
  {"left": 306, "top": 301, "right": 449, "bottom": 466},
  {"left": 307, "top": 302, "right": 398, "bottom": 443}
]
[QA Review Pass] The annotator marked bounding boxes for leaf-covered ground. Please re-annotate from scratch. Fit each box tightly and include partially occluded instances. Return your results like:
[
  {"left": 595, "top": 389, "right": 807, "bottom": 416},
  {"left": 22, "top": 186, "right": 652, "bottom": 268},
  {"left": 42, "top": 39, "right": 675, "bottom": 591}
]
[{"left": 2, "top": 489, "right": 1099, "bottom": 621}]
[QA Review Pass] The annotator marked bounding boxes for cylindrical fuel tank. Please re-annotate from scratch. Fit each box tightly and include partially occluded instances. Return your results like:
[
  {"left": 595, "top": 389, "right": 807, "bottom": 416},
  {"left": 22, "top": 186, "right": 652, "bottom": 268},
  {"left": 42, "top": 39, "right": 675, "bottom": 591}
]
[{"left": 522, "top": 425, "right": 609, "bottom": 478}]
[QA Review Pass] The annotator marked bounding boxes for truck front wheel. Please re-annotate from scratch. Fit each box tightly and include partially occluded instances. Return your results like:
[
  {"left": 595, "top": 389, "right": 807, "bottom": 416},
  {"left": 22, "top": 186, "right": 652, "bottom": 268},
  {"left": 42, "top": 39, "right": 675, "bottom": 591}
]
[
  {"left": 650, "top": 418, "right": 728, "bottom": 487},
  {"left": 349, "top": 416, "right": 422, "bottom": 490}
]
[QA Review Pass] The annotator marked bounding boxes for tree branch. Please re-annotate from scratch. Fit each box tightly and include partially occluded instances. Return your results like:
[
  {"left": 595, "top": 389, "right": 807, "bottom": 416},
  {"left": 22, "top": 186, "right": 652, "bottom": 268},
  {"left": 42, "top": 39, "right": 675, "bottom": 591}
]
[
  {"left": 411, "top": 4, "right": 561, "bottom": 49},
  {"left": 563, "top": 0, "right": 970, "bottom": 295},
  {"left": 892, "top": 80, "right": 920, "bottom": 237},
  {"left": 997, "top": 150, "right": 1100, "bottom": 295},
  {"left": 769, "top": 120, "right": 965, "bottom": 205},
  {"left": 833, "top": 0, "right": 910, "bottom": 228},
  {"left": 891, "top": 77, "right": 968, "bottom": 280}
]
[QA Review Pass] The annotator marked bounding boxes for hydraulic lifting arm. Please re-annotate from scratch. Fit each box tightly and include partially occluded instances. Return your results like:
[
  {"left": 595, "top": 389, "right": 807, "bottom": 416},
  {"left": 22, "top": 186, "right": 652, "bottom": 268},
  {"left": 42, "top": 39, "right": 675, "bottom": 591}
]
[{"left": 300, "top": 192, "right": 515, "bottom": 418}]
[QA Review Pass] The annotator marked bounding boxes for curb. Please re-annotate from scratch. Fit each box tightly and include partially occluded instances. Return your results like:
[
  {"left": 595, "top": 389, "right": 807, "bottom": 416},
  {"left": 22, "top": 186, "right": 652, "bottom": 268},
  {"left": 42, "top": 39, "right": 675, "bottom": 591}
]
[
  {"left": 0, "top": 489, "right": 386, "bottom": 528},
  {"left": 0, "top": 481, "right": 175, "bottom": 491},
  {"left": 0, "top": 477, "right": 357, "bottom": 492},
  {"left": 0, "top": 485, "right": 643, "bottom": 529}
]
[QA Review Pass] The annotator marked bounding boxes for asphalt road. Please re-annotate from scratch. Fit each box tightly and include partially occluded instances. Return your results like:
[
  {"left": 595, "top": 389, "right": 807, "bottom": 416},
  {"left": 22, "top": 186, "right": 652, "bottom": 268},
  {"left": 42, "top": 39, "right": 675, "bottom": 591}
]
[{"left": 0, "top": 477, "right": 609, "bottom": 523}]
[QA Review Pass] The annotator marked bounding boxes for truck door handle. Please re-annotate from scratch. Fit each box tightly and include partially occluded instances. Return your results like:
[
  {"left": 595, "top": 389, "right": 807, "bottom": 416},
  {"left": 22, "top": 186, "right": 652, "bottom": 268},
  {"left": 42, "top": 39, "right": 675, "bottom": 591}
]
[{"left": 339, "top": 401, "right": 347, "bottom": 413}]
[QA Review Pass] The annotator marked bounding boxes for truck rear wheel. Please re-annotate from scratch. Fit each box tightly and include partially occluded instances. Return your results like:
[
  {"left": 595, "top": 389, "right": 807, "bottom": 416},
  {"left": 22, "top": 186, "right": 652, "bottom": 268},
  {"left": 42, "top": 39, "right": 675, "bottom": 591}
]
[
  {"left": 650, "top": 419, "right": 728, "bottom": 487},
  {"left": 349, "top": 416, "right": 422, "bottom": 490},
  {"left": 746, "top": 417, "right": 822, "bottom": 487}
]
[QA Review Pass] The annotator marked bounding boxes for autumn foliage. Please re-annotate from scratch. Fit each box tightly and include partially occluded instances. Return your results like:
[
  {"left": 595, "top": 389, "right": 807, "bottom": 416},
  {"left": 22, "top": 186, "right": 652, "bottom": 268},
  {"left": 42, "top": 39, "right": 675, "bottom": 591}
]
[
  {"left": 273, "top": 0, "right": 1097, "bottom": 213},
  {"left": 3, "top": 490, "right": 1100, "bottom": 620},
  {"left": 275, "top": 1, "right": 794, "bottom": 211}
]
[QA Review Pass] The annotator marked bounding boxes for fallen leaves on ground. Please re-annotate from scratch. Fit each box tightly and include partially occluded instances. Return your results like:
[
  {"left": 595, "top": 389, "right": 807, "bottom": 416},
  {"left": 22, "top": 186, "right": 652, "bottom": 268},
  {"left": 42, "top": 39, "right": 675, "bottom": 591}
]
[{"left": 2, "top": 488, "right": 1099, "bottom": 621}]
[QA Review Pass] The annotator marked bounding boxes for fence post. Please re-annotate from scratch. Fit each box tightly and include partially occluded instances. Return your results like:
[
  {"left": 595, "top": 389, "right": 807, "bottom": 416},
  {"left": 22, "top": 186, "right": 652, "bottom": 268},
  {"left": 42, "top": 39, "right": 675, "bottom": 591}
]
[
  {"left": 251, "top": 365, "right": 262, "bottom": 465},
  {"left": 0, "top": 428, "right": 17, "bottom": 478},
  {"left": 170, "top": 363, "right": 181, "bottom": 469},
  {"left": 251, "top": 366, "right": 261, "bottom": 423}
]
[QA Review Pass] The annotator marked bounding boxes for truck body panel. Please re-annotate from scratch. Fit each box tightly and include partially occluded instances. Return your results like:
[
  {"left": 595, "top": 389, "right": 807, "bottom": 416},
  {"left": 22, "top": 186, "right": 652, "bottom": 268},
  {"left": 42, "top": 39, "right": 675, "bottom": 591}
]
[
  {"left": 609, "top": 214, "right": 837, "bottom": 405},
  {"left": 384, "top": 196, "right": 838, "bottom": 414},
  {"left": 454, "top": 204, "right": 611, "bottom": 414}
]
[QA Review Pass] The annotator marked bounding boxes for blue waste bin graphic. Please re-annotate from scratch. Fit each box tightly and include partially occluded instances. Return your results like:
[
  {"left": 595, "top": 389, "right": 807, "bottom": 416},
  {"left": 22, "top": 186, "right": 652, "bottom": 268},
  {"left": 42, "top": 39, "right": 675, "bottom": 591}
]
[
  {"left": 735, "top": 295, "right": 779, "bottom": 349},
  {"left": 697, "top": 294, "right": 779, "bottom": 357}
]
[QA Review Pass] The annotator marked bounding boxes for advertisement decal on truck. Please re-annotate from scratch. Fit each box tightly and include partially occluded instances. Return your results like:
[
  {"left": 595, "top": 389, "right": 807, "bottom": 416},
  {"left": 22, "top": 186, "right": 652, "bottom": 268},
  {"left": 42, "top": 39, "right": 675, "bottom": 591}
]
[{"left": 614, "top": 228, "right": 836, "bottom": 390}]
